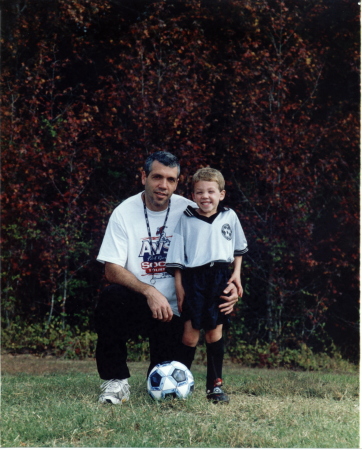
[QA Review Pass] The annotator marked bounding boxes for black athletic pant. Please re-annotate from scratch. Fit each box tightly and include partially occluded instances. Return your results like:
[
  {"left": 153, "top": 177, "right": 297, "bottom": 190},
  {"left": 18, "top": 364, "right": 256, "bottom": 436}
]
[{"left": 94, "top": 284, "right": 184, "bottom": 380}]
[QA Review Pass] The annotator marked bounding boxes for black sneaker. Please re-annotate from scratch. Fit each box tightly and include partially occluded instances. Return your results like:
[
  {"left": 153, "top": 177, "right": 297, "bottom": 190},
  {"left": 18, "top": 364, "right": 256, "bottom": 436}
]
[{"left": 206, "top": 379, "right": 230, "bottom": 404}]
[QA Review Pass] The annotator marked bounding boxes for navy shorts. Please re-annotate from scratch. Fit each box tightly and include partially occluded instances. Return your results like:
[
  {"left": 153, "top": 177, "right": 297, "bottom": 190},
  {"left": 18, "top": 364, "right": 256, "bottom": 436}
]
[{"left": 181, "top": 263, "right": 230, "bottom": 331}]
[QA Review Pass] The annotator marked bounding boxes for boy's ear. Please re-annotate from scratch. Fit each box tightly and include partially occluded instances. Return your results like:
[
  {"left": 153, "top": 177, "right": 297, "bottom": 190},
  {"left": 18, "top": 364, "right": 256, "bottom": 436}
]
[
  {"left": 220, "top": 190, "right": 226, "bottom": 201},
  {"left": 191, "top": 192, "right": 196, "bottom": 201}
]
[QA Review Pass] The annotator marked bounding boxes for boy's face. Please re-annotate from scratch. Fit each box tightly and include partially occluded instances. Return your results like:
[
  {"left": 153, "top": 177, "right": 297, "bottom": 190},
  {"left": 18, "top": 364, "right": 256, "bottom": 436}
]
[{"left": 192, "top": 180, "right": 225, "bottom": 217}]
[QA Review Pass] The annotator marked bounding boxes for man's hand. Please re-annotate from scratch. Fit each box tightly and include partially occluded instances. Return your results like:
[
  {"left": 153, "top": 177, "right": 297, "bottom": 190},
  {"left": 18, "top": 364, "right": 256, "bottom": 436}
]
[
  {"left": 105, "top": 263, "right": 173, "bottom": 322},
  {"left": 227, "top": 274, "right": 243, "bottom": 297},
  {"left": 219, "top": 283, "right": 239, "bottom": 315},
  {"left": 144, "top": 285, "right": 173, "bottom": 322}
]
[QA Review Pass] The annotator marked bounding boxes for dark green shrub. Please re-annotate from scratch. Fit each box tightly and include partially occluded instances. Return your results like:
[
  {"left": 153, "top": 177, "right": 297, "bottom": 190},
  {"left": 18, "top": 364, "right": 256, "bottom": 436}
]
[
  {"left": 1, "top": 318, "right": 150, "bottom": 361},
  {"left": 226, "top": 339, "right": 356, "bottom": 372}
]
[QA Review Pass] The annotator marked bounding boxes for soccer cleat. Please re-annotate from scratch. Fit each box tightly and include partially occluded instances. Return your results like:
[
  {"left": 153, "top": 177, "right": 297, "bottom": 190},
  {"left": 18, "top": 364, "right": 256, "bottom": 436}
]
[
  {"left": 98, "top": 379, "right": 130, "bottom": 404},
  {"left": 206, "top": 378, "right": 230, "bottom": 404}
]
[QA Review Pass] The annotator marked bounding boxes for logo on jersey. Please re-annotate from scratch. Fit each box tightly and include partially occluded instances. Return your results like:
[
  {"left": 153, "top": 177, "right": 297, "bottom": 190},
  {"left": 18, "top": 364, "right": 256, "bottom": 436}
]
[
  {"left": 156, "top": 226, "right": 166, "bottom": 237},
  {"left": 221, "top": 224, "right": 232, "bottom": 240},
  {"left": 139, "top": 226, "right": 171, "bottom": 277}
]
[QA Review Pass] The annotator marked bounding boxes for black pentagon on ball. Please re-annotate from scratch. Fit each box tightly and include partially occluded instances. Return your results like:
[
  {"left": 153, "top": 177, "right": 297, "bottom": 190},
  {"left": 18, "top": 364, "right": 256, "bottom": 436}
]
[
  {"left": 172, "top": 368, "right": 187, "bottom": 383},
  {"left": 149, "top": 371, "right": 163, "bottom": 388},
  {"left": 164, "top": 392, "right": 177, "bottom": 400}
]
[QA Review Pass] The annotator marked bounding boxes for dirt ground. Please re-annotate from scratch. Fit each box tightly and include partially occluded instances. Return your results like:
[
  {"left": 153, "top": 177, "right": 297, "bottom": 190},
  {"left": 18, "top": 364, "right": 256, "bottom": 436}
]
[
  {"left": 1, "top": 353, "right": 100, "bottom": 375},
  {"left": 1, "top": 353, "right": 239, "bottom": 376}
]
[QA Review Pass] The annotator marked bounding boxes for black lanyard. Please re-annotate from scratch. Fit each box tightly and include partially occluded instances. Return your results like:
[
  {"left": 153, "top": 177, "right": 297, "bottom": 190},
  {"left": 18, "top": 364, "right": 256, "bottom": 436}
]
[{"left": 143, "top": 196, "right": 171, "bottom": 284}]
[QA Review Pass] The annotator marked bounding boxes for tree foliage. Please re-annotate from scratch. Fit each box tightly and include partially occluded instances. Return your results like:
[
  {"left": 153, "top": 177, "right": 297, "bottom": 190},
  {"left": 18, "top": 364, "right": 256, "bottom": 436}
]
[{"left": 1, "top": 0, "right": 359, "bottom": 360}]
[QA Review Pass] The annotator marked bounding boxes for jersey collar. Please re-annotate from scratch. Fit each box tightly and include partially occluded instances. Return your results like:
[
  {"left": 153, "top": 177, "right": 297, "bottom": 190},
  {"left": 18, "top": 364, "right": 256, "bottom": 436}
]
[{"left": 184, "top": 205, "right": 229, "bottom": 224}]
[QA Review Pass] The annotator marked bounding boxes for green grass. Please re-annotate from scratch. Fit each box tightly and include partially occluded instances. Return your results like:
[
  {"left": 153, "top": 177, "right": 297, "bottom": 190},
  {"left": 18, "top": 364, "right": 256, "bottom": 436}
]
[{"left": 1, "top": 361, "right": 359, "bottom": 448}]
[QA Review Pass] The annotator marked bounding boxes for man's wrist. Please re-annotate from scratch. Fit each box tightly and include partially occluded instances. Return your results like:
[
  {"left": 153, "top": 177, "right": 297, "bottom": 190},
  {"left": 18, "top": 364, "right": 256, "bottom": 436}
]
[{"left": 141, "top": 283, "right": 156, "bottom": 297}]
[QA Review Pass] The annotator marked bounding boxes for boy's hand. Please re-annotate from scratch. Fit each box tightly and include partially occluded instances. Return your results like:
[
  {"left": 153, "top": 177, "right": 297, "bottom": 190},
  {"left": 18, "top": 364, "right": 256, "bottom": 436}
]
[{"left": 219, "top": 283, "right": 239, "bottom": 315}]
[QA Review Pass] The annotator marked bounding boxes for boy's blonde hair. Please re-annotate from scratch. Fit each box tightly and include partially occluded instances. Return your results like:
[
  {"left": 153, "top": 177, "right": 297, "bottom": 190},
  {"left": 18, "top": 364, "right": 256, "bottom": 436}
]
[{"left": 192, "top": 168, "right": 225, "bottom": 191}]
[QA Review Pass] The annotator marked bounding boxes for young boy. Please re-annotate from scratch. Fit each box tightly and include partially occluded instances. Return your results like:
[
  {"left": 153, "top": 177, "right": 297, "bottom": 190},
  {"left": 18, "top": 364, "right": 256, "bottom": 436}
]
[{"left": 165, "top": 168, "right": 248, "bottom": 403}]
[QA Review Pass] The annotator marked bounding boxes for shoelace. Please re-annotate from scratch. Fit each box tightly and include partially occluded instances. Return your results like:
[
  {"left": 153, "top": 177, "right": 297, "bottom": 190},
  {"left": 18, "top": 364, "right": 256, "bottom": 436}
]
[{"left": 101, "top": 379, "right": 128, "bottom": 392}]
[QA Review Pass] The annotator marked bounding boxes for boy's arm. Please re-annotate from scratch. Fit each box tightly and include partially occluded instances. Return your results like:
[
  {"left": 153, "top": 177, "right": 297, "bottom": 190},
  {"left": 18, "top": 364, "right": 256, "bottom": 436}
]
[
  {"left": 228, "top": 256, "right": 243, "bottom": 297},
  {"left": 174, "top": 268, "right": 185, "bottom": 313}
]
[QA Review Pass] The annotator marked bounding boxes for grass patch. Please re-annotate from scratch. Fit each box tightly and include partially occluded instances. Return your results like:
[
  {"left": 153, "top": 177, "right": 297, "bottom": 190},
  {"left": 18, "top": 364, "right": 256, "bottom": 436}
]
[{"left": 1, "top": 360, "right": 359, "bottom": 448}]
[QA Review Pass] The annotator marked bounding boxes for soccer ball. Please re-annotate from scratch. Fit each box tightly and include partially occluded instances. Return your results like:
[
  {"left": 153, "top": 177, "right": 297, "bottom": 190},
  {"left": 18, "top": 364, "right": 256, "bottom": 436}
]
[{"left": 147, "top": 360, "right": 194, "bottom": 401}]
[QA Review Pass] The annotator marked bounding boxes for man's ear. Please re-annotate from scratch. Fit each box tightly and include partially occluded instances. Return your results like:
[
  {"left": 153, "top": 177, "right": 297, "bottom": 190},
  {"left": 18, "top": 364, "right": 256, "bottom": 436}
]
[{"left": 141, "top": 170, "right": 147, "bottom": 186}]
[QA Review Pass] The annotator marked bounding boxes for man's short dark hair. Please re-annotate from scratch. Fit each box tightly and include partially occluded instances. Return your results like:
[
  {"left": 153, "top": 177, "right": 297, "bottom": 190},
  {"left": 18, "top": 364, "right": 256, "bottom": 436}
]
[{"left": 144, "top": 151, "right": 180, "bottom": 177}]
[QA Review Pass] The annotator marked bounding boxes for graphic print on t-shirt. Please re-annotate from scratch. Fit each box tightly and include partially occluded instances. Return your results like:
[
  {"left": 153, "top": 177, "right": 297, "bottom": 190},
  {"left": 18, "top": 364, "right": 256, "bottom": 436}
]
[{"left": 138, "top": 225, "right": 172, "bottom": 279}]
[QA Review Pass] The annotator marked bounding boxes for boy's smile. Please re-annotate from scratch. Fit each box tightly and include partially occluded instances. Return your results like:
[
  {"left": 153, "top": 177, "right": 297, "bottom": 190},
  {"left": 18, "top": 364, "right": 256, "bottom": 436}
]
[{"left": 192, "top": 180, "right": 225, "bottom": 217}]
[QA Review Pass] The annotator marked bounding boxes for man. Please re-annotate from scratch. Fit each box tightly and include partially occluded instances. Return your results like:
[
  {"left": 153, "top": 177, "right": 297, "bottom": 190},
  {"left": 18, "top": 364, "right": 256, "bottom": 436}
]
[{"left": 95, "top": 151, "right": 239, "bottom": 404}]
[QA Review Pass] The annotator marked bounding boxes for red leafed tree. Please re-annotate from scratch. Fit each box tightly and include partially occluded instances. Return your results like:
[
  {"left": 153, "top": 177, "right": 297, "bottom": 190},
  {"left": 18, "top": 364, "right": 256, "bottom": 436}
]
[
  {"left": 197, "top": 0, "right": 359, "bottom": 352},
  {"left": 1, "top": 0, "right": 359, "bottom": 359},
  {"left": 1, "top": 1, "right": 107, "bottom": 325},
  {"left": 206, "top": 1, "right": 359, "bottom": 352},
  {"left": 87, "top": 0, "right": 359, "bottom": 354}
]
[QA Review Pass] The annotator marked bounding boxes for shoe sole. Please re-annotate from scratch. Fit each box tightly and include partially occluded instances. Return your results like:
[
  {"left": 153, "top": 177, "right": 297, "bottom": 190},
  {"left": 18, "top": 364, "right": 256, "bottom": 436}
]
[
  {"left": 99, "top": 396, "right": 129, "bottom": 405},
  {"left": 207, "top": 395, "right": 230, "bottom": 404}
]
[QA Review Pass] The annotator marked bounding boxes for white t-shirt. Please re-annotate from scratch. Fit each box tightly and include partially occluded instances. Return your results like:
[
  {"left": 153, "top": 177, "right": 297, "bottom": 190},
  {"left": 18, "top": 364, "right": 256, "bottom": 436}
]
[
  {"left": 165, "top": 206, "right": 248, "bottom": 272},
  {"left": 97, "top": 192, "right": 195, "bottom": 315}
]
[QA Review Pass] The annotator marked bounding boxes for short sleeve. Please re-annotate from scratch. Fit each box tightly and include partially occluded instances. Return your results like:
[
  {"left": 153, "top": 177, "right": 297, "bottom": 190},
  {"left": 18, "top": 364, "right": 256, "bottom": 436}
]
[
  {"left": 232, "top": 212, "right": 248, "bottom": 256},
  {"left": 165, "top": 219, "right": 186, "bottom": 275},
  {"left": 97, "top": 216, "right": 128, "bottom": 266}
]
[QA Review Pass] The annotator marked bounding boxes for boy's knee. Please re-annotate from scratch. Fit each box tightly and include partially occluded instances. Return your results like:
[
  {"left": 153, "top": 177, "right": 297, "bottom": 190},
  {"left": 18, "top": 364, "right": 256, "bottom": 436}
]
[
  {"left": 182, "top": 336, "right": 199, "bottom": 347},
  {"left": 205, "top": 327, "right": 223, "bottom": 344},
  {"left": 182, "top": 321, "right": 200, "bottom": 347}
]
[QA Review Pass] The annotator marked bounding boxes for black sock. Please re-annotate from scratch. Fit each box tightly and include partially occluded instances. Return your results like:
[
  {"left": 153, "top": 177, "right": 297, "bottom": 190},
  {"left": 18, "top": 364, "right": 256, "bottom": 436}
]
[
  {"left": 206, "top": 338, "right": 224, "bottom": 391},
  {"left": 176, "top": 343, "right": 196, "bottom": 370}
]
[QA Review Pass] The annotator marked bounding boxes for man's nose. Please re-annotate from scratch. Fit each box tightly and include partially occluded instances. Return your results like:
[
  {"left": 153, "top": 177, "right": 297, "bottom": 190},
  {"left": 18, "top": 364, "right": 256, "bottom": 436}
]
[{"left": 159, "top": 178, "right": 167, "bottom": 188}]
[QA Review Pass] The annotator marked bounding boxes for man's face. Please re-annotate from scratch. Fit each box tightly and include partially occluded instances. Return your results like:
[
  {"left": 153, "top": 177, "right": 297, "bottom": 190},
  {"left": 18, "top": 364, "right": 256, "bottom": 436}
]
[{"left": 142, "top": 160, "right": 179, "bottom": 211}]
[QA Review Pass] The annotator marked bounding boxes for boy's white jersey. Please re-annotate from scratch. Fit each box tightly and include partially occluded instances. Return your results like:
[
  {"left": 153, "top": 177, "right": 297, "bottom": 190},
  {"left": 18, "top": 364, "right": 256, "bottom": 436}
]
[
  {"left": 165, "top": 206, "right": 248, "bottom": 272},
  {"left": 97, "top": 192, "right": 195, "bottom": 315}
]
